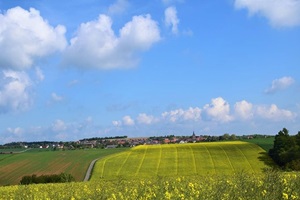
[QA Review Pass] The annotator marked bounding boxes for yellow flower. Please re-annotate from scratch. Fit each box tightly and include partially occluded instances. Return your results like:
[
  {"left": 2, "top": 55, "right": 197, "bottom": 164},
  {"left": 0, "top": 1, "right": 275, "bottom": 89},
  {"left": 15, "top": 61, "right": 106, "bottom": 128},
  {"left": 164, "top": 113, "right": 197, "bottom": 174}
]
[{"left": 282, "top": 192, "right": 289, "bottom": 200}]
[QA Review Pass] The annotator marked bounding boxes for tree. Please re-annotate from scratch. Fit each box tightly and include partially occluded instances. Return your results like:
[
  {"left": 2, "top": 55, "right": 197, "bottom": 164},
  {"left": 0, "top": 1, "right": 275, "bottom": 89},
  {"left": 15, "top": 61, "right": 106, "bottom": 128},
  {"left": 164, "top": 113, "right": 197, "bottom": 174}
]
[{"left": 269, "top": 128, "right": 300, "bottom": 170}]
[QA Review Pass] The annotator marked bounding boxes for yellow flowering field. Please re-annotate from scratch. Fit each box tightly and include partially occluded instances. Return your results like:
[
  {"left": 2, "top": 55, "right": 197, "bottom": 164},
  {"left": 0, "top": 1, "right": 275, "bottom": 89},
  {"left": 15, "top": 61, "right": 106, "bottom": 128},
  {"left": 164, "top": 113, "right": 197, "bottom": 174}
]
[
  {"left": 91, "top": 141, "right": 271, "bottom": 180},
  {"left": 0, "top": 170, "right": 299, "bottom": 200}
]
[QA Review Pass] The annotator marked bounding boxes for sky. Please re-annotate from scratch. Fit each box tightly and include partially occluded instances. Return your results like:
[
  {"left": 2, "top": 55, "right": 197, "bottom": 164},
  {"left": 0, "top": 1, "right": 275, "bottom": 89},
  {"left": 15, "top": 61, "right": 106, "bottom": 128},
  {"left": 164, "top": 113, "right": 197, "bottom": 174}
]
[{"left": 0, "top": 0, "right": 300, "bottom": 144}]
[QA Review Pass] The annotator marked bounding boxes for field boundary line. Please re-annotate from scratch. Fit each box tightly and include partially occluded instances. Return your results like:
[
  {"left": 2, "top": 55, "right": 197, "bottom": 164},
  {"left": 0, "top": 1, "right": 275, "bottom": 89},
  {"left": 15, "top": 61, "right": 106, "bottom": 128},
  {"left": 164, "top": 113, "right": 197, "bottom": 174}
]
[
  {"left": 218, "top": 145, "right": 235, "bottom": 171},
  {"left": 175, "top": 145, "right": 178, "bottom": 175},
  {"left": 99, "top": 153, "right": 125, "bottom": 178},
  {"left": 116, "top": 151, "right": 132, "bottom": 176},
  {"left": 135, "top": 146, "right": 148, "bottom": 176},
  {"left": 235, "top": 145, "right": 255, "bottom": 173},
  {"left": 188, "top": 144, "right": 197, "bottom": 174},
  {"left": 203, "top": 144, "right": 216, "bottom": 174},
  {"left": 155, "top": 145, "right": 162, "bottom": 175}
]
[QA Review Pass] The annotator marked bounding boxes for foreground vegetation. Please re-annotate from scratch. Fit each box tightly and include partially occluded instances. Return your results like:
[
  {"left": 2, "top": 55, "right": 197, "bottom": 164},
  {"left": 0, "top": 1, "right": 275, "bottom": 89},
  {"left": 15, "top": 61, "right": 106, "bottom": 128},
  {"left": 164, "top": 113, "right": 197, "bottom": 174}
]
[
  {"left": 0, "top": 170, "right": 299, "bottom": 200},
  {"left": 0, "top": 148, "right": 127, "bottom": 186},
  {"left": 91, "top": 141, "right": 271, "bottom": 180}
]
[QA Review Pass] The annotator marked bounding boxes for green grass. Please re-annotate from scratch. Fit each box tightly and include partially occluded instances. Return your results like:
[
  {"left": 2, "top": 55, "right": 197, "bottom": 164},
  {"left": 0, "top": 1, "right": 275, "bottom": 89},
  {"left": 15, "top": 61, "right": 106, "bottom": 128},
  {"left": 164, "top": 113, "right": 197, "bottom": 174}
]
[
  {"left": 0, "top": 148, "right": 29, "bottom": 153},
  {"left": 241, "top": 137, "right": 275, "bottom": 152},
  {"left": 0, "top": 148, "right": 128, "bottom": 186},
  {"left": 91, "top": 141, "right": 274, "bottom": 180}
]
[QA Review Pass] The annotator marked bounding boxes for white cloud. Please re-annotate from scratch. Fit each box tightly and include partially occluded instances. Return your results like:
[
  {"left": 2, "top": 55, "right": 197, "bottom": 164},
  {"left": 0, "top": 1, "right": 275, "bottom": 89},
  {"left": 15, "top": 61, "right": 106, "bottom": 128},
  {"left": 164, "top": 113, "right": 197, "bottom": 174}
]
[
  {"left": 256, "top": 104, "right": 296, "bottom": 121},
  {"left": 162, "top": 107, "right": 201, "bottom": 122},
  {"left": 137, "top": 113, "right": 158, "bottom": 124},
  {"left": 112, "top": 120, "right": 122, "bottom": 127},
  {"left": 265, "top": 76, "right": 295, "bottom": 94},
  {"left": 0, "top": 7, "right": 67, "bottom": 70},
  {"left": 234, "top": 0, "right": 300, "bottom": 27},
  {"left": 64, "top": 14, "right": 160, "bottom": 69},
  {"left": 203, "top": 97, "right": 233, "bottom": 122},
  {"left": 51, "top": 92, "right": 64, "bottom": 102},
  {"left": 164, "top": 6, "right": 179, "bottom": 34},
  {"left": 52, "top": 119, "right": 67, "bottom": 132},
  {"left": 234, "top": 100, "right": 253, "bottom": 120},
  {"left": 0, "top": 70, "right": 33, "bottom": 113},
  {"left": 108, "top": 0, "right": 129, "bottom": 15},
  {"left": 122, "top": 115, "right": 135, "bottom": 126}
]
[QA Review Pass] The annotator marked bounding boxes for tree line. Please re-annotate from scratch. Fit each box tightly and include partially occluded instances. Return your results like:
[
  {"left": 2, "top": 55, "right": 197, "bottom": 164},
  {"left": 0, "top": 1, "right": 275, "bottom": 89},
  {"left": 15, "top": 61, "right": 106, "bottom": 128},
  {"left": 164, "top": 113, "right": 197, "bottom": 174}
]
[{"left": 269, "top": 128, "right": 300, "bottom": 171}]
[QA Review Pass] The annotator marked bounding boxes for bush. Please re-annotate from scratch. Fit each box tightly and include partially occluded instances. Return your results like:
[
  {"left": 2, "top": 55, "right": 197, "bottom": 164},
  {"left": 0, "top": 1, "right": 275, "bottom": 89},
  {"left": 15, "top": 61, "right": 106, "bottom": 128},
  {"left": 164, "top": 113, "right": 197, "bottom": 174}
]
[{"left": 20, "top": 173, "right": 74, "bottom": 185}]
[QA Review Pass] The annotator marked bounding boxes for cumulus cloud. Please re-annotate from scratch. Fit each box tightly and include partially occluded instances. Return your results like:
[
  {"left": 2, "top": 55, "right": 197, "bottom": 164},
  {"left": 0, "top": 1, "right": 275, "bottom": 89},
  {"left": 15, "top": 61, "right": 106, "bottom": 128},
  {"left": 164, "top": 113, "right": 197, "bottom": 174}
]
[
  {"left": 63, "top": 14, "right": 160, "bottom": 69},
  {"left": 234, "top": 0, "right": 300, "bottom": 27},
  {"left": 265, "top": 76, "right": 295, "bottom": 94},
  {"left": 113, "top": 115, "right": 135, "bottom": 126},
  {"left": 108, "top": 0, "right": 129, "bottom": 15},
  {"left": 164, "top": 6, "right": 179, "bottom": 34},
  {"left": 122, "top": 115, "right": 135, "bottom": 126},
  {"left": 256, "top": 104, "right": 296, "bottom": 121},
  {"left": 0, "top": 7, "right": 67, "bottom": 70},
  {"left": 137, "top": 113, "right": 158, "bottom": 124},
  {"left": 0, "top": 70, "right": 33, "bottom": 113},
  {"left": 203, "top": 97, "right": 233, "bottom": 122},
  {"left": 234, "top": 100, "right": 253, "bottom": 120},
  {"left": 162, "top": 107, "right": 201, "bottom": 122}
]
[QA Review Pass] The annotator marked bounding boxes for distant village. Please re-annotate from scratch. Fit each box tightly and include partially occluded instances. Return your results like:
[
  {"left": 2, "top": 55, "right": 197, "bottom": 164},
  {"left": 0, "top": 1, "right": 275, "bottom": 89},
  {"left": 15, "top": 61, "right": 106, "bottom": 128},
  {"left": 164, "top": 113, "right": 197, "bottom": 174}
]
[{"left": 0, "top": 132, "right": 272, "bottom": 152}]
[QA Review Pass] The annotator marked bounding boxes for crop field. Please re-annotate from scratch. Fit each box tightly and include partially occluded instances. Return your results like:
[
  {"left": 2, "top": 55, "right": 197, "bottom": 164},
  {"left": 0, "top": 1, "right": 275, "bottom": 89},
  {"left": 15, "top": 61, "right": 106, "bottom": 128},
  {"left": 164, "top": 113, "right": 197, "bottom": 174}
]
[
  {"left": 241, "top": 137, "right": 275, "bottom": 152},
  {"left": 0, "top": 148, "right": 127, "bottom": 186},
  {"left": 91, "top": 141, "right": 273, "bottom": 180},
  {"left": 1, "top": 170, "right": 299, "bottom": 199},
  {"left": 1, "top": 141, "right": 298, "bottom": 199}
]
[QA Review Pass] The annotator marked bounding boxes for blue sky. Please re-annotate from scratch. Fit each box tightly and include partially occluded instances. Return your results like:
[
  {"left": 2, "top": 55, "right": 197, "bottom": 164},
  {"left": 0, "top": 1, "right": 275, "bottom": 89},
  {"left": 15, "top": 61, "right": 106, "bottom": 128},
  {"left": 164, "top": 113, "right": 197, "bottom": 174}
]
[{"left": 0, "top": 0, "right": 300, "bottom": 143}]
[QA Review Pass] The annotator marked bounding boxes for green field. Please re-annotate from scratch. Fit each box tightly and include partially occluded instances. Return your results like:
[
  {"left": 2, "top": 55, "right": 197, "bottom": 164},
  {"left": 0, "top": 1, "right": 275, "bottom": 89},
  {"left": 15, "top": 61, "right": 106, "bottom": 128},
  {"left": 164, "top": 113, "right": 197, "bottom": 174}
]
[
  {"left": 0, "top": 148, "right": 127, "bottom": 186},
  {"left": 91, "top": 141, "right": 273, "bottom": 180},
  {"left": 241, "top": 137, "right": 275, "bottom": 152}
]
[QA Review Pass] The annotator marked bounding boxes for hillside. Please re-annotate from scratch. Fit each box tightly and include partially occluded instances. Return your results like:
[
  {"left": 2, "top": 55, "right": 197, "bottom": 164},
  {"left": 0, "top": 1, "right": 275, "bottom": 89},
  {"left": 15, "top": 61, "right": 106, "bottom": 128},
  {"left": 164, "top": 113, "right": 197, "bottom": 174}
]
[
  {"left": 0, "top": 148, "right": 127, "bottom": 186},
  {"left": 91, "top": 141, "right": 274, "bottom": 180}
]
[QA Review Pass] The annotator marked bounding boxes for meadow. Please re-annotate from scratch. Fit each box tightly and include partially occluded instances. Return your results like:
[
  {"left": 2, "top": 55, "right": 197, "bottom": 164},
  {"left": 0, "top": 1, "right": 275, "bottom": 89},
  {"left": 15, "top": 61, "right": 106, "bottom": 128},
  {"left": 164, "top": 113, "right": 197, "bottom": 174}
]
[
  {"left": 0, "top": 148, "right": 127, "bottom": 186},
  {"left": 91, "top": 141, "right": 271, "bottom": 180}
]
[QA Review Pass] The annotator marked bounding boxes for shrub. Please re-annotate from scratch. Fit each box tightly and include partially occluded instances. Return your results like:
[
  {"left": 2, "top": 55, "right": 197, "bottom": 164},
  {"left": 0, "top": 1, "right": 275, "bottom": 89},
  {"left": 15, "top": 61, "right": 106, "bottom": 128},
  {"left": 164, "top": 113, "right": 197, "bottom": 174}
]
[{"left": 20, "top": 173, "right": 74, "bottom": 185}]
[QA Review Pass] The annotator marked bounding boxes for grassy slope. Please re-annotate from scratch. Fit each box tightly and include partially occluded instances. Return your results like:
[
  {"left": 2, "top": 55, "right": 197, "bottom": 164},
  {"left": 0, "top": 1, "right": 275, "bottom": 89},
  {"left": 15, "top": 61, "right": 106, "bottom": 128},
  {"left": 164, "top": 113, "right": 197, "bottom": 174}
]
[
  {"left": 91, "top": 141, "right": 274, "bottom": 180},
  {"left": 0, "top": 148, "right": 127, "bottom": 186}
]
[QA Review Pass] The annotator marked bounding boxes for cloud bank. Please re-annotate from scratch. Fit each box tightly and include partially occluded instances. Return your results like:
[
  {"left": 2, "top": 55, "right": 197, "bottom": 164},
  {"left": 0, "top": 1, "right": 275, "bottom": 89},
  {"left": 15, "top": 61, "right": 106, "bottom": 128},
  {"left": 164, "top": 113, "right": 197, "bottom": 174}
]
[{"left": 113, "top": 97, "right": 297, "bottom": 127}]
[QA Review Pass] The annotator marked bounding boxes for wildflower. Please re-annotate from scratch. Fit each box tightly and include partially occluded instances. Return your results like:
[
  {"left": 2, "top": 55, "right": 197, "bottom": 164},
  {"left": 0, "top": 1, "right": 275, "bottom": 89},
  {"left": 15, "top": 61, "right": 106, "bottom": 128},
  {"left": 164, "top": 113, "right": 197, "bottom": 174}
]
[
  {"left": 282, "top": 192, "right": 289, "bottom": 200},
  {"left": 262, "top": 190, "right": 267, "bottom": 196}
]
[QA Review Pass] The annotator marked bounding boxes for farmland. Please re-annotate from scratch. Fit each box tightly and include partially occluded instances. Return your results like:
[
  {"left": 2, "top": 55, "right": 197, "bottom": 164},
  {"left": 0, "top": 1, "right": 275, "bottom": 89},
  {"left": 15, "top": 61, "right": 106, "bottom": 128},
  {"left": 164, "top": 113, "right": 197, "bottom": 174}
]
[
  {"left": 2, "top": 140, "right": 296, "bottom": 200},
  {"left": 91, "top": 141, "right": 272, "bottom": 180},
  {"left": 0, "top": 169, "right": 299, "bottom": 199},
  {"left": 0, "top": 148, "right": 127, "bottom": 186}
]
